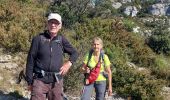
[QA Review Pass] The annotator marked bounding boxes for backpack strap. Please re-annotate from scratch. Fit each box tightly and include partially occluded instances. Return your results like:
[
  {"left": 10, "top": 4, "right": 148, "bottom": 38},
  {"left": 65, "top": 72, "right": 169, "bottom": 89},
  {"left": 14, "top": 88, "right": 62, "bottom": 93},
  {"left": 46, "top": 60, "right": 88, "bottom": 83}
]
[
  {"left": 87, "top": 49, "right": 105, "bottom": 68},
  {"left": 39, "top": 33, "right": 64, "bottom": 53},
  {"left": 101, "top": 50, "right": 105, "bottom": 68},
  {"left": 87, "top": 49, "right": 93, "bottom": 67},
  {"left": 56, "top": 35, "right": 64, "bottom": 53}
]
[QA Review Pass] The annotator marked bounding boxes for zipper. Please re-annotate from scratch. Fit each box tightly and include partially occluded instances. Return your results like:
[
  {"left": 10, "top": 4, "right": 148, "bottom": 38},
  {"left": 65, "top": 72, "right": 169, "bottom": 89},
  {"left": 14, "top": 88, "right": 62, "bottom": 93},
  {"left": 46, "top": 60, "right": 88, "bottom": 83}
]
[{"left": 49, "top": 39, "right": 52, "bottom": 72}]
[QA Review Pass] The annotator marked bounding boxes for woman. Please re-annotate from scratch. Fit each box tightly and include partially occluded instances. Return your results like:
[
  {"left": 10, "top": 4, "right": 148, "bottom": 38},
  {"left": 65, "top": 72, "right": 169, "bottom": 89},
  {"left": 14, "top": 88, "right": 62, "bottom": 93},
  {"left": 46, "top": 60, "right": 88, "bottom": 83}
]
[{"left": 81, "top": 37, "right": 112, "bottom": 100}]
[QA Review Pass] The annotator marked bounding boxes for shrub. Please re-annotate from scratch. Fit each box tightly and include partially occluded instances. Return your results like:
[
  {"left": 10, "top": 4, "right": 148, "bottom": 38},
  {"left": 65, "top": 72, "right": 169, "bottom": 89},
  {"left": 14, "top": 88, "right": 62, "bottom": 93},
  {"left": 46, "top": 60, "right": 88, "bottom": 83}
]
[
  {"left": 146, "top": 18, "right": 170, "bottom": 55},
  {"left": 151, "top": 55, "right": 170, "bottom": 86},
  {"left": 0, "top": 0, "right": 48, "bottom": 52},
  {"left": 69, "top": 18, "right": 166, "bottom": 99},
  {"left": 113, "top": 65, "right": 165, "bottom": 100},
  {"left": 123, "top": 18, "right": 136, "bottom": 32},
  {"left": 148, "top": 33, "right": 170, "bottom": 55}
]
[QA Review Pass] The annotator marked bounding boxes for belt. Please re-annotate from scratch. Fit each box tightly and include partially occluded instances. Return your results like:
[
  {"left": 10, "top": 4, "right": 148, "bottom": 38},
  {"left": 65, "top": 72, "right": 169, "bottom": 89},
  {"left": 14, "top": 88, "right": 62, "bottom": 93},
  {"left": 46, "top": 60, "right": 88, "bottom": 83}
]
[
  {"left": 35, "top": 69, "right": 62, "bottom": 83},
  {"left": 54, "top": 72, "right": 61, "bottom": 83}
]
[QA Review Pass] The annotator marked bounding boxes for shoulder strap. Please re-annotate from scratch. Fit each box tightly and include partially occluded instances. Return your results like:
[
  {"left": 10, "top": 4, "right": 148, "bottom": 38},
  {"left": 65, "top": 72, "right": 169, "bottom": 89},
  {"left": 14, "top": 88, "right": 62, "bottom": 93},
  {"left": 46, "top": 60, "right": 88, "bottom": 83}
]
[
  {"left": 56, "top": 35, "right": 64, "bottom": 53},
  {"left": 87, "top": 49, "right": 105, "bottom": 67},
  {"left": 87, "top": 49, "right": 93, "bottom": 67},
  {"left": 101, "top": 53, "right": 105, "bottom": 67}
]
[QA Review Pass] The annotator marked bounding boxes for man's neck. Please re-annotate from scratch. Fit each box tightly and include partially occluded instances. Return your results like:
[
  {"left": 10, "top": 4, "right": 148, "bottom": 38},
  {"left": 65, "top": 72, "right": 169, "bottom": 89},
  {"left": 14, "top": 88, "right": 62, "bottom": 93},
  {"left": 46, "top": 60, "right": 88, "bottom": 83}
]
[{"left": 50, "top": 33, "right": 57, "bottom": 39}]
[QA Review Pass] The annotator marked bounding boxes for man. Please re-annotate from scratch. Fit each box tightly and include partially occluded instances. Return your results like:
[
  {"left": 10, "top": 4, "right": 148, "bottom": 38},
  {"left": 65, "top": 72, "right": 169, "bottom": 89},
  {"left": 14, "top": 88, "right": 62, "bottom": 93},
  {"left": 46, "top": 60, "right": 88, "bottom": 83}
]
[{"left": 25, "top": 13, "right": 78, "bottom": 100}]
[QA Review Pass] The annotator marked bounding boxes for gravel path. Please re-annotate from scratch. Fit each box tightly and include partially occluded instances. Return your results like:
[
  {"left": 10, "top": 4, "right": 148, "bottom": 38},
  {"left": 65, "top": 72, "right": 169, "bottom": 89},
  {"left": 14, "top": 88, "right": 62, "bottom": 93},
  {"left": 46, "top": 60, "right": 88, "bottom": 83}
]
[{"left": 0, "top": 92, "right": 126, "bottom": 100}]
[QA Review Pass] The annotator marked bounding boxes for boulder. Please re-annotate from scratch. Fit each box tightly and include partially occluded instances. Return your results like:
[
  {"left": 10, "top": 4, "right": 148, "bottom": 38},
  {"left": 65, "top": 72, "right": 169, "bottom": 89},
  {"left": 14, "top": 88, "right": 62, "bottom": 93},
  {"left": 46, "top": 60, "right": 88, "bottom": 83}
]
[
  {"left": 124, "top": 6, "right": 138, "bottom": 17},
  {"left": 112, "top": 2, "right": 122, "bottom": 9},
  {"left": 121, "top": 0, "right": 132, "bottom": 3},
  {"left": 148, "top": 3, "right": 167, "bottom": 16}
]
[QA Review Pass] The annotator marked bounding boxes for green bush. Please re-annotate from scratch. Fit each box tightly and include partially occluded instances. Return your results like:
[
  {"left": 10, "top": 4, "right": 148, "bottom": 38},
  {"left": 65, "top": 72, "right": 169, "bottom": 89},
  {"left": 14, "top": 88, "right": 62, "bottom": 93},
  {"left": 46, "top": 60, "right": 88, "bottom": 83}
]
[
  {"left": 0, "top": 26, "right": 30, "bottom": 52},
  {"left": 113, "top": 65, "right": 165, "bottom": 100},
  {"left": 146, "top": 18, "right": 170, "bottom": 55},
  {"left": 148, "top": 34, "right": 170, "bottom": 55},
  {"left": 68, "top": 18, "right": 166, "bottom": 99},
  {"left": 0, "top": 0, "right": 48, "bottom": 52},
  {"left": 123, "top": 18, "right": 136, "bottom": 32},
  {"left": 151, "top": 55, "right": 170, "bottom": 86},
  {"left": 0, "top": 1, "right": 168, "bottom": 99}
]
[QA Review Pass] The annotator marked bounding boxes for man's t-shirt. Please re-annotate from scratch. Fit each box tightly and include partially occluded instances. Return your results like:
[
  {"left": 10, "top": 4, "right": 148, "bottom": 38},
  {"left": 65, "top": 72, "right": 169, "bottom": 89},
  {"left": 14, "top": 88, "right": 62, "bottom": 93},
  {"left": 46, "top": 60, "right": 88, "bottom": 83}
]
[{"left": 83, "top": 53, "right": 111, "bottom": 81}]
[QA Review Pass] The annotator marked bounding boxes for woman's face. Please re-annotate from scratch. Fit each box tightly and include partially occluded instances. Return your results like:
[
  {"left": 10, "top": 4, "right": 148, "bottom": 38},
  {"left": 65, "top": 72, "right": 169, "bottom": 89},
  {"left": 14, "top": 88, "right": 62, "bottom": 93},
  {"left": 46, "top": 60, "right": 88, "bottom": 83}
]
[{"left": 92, "top": 40, "right": 102, "bottom": 52}]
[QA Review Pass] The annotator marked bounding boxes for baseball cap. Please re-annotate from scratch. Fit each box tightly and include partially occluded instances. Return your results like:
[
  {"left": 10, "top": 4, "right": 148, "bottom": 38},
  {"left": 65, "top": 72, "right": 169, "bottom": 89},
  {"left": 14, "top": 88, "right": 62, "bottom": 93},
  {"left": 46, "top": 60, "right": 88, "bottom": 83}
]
[{"left": 48, "top": 13, "right": 62, "bottom": 24}]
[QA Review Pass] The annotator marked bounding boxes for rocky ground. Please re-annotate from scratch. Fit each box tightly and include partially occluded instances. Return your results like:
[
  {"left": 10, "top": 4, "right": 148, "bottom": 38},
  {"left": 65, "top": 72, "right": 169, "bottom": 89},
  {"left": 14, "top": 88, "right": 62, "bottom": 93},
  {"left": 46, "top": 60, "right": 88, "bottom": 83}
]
[
  {"left": 0, "top": 49, "right": 170, "bottom": 100},
  {"left": 0, "top": 50, "right": 126, "bottom": 100}
]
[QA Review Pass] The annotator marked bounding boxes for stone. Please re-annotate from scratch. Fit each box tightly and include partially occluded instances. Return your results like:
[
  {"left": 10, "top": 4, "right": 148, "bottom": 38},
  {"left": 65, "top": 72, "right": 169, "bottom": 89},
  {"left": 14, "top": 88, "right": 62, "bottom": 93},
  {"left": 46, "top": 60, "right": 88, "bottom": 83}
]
[
  {"left": 112, "top": 2, "right": 122, "bottom": 9},
  {"left": 124, "top": 6, "right": 138, "bottom": 17}
]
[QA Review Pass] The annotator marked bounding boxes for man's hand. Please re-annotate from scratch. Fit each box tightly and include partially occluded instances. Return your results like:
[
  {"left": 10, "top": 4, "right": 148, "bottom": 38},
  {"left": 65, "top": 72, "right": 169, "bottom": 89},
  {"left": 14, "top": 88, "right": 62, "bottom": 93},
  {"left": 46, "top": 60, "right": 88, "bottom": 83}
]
[
  {"left": 27, "top": 85, "right": 33, "bottom": 91},
  {"left": 59, "top": 61, "right": 72, "bottom": 75}
]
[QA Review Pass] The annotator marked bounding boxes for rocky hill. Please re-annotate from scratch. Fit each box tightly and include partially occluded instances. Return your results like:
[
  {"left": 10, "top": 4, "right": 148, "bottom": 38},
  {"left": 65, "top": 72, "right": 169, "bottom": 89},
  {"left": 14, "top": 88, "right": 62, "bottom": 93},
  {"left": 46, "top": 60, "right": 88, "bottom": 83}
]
[
  {"left": 0, "top": 48, "right": 170, "bottom": 100},
  {"left": 1, "top": 0, "right": 170, "bottom": 100}
]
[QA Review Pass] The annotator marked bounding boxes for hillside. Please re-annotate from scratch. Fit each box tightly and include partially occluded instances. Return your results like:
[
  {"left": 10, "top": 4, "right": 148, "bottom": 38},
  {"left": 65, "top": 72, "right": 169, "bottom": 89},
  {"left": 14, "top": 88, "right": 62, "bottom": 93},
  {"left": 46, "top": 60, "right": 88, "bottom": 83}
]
[{"left": 0, "top": 0, "right": 170, "bottom": 100}]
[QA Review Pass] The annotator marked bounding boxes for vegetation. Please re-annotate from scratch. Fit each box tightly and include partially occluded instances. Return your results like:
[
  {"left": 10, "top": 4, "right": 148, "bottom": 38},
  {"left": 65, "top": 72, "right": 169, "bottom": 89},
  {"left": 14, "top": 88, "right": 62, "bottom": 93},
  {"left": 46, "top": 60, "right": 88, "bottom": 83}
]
[
  {"left": 0, "top": 0, "right": 170, "bottom": 100},
  {"left": 0, "top": 0, "right": 49, "bottom": 52},
  {"left": 146, "top": 17, "right": 170, "bottom": 55}
]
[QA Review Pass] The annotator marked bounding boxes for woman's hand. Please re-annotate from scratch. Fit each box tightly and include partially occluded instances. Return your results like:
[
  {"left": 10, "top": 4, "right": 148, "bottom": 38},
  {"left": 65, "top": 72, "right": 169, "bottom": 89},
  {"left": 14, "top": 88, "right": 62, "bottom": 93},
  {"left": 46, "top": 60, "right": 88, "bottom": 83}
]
[
  {"left": 108, "top": 86, "right": 112, "bottom": 96},
  {"left": 80, "top": 64, "right": 90, "bottom": 73},
  {"left": 85, "top": 67, "right": 90, "bottom": 73}
]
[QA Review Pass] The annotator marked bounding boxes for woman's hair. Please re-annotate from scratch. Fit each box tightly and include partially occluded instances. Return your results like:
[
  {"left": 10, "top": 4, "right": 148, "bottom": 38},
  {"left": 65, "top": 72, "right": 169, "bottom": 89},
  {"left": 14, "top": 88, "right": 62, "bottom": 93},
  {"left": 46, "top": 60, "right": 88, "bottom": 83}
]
[{"left": 92, "top": 37, "right": 103, "bottom": 47}]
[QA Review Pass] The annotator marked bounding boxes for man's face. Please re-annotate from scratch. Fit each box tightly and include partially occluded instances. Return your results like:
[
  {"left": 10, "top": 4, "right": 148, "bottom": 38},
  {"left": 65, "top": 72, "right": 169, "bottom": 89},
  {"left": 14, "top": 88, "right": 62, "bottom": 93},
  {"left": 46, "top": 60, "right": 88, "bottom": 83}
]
[{"left": 47, "top": 19, "right": 61, "bottom": 34}]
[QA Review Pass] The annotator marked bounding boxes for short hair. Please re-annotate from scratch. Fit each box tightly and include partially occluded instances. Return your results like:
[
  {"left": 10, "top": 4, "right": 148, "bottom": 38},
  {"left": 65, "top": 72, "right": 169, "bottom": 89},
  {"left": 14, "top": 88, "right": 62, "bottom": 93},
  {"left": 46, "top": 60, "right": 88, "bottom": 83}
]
[{"left": 92, "top": 37, "right": 103, "bottom": 47}]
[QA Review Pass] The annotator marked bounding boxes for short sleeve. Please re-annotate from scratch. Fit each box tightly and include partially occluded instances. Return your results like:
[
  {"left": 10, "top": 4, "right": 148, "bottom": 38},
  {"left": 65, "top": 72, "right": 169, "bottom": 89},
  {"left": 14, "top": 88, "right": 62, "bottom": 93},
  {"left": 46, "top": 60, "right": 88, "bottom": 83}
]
[
  {"left": 83, "top": 53, "right": 89, "bottom": 65},
  {"left": 104, "top": 54, "right": 111, "bottom": 68}
]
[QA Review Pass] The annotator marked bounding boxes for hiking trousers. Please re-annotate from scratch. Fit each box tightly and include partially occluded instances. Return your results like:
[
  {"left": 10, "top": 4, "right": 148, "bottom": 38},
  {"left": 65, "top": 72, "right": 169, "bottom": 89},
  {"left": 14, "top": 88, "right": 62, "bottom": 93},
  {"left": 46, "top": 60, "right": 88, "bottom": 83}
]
[
  {"left": 81, "top": 81, "right": 106, "bottom": 100},
  {"left": 31, "top": 79, "right": 63, "bottom": 100}
]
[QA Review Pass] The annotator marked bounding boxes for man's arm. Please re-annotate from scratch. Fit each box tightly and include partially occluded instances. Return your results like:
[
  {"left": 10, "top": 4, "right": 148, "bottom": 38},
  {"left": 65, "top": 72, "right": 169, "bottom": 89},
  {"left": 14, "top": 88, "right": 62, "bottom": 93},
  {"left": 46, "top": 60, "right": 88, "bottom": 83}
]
[
  {"left": 62, "top": 36, "right": 78, "bottom": 63},
  {"left": 25, "top": 36, "right": 39, "bottom": 85},
  {"left": 59, "top": 36, "right": 78, "bottom": 75}
]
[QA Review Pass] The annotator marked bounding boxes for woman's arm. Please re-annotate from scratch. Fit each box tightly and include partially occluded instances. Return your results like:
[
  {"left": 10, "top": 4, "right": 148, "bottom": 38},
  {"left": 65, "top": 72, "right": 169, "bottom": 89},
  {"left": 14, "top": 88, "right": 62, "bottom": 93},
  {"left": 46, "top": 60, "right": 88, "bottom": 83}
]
[{"left": 105, "top": 66, "right": 112, "bottom": 96}]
